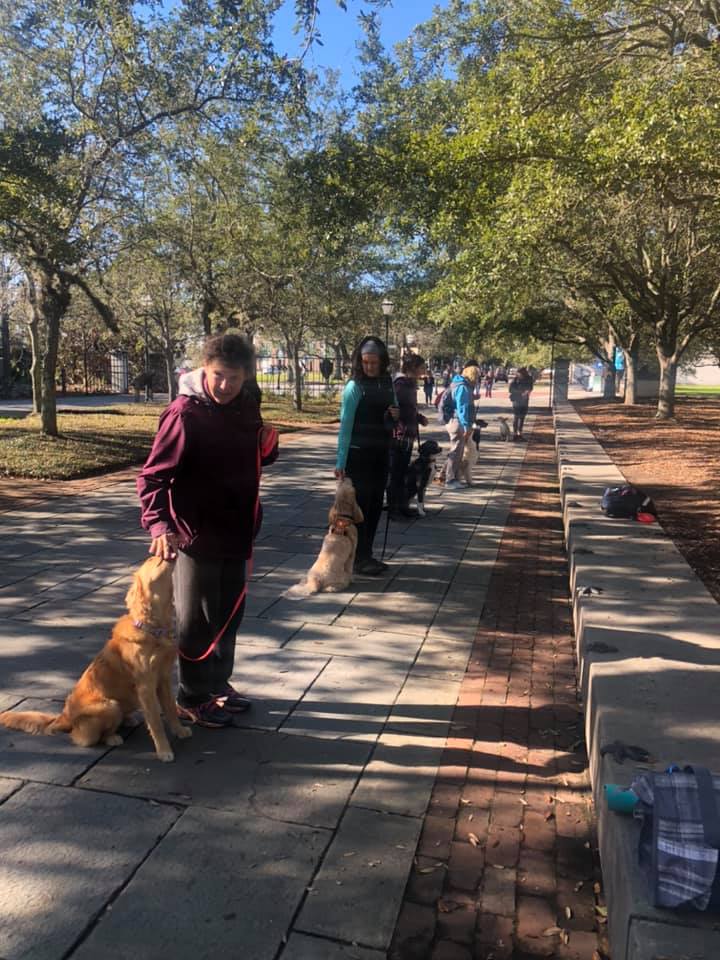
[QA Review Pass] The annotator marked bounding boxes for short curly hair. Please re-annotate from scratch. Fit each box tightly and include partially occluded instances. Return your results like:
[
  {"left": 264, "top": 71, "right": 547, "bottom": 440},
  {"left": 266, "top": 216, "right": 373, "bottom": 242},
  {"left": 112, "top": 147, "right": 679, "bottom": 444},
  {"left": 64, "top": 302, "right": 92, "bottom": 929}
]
[{"left": 202, "top": 333, "right": 255, "bottom": 372}]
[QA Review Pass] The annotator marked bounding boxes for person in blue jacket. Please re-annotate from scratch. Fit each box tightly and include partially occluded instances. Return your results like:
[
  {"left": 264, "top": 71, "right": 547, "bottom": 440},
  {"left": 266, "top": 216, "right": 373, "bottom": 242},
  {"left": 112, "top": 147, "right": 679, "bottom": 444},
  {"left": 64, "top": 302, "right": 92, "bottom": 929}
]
[
  {"left": 335, "top": 337, "right": 398, "bottom": 575},
  {"left": 444, "top": 363, "right": 480, "bottom": 489}
]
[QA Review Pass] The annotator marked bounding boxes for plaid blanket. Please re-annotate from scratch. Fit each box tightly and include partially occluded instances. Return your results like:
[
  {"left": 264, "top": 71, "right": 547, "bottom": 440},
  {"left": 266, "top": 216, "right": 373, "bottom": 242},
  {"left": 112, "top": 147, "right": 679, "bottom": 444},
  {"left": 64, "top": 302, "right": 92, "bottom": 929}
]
[{"left": 632, "top": 769, "right": 720, "bottom": 910}]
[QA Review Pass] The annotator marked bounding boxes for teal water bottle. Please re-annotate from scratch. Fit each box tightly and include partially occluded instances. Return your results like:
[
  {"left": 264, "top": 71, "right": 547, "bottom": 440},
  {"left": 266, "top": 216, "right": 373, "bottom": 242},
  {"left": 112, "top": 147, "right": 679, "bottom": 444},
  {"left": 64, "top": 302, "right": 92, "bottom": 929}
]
[{"left": 604, "top": 784, "right": 638, "bottom": 813}]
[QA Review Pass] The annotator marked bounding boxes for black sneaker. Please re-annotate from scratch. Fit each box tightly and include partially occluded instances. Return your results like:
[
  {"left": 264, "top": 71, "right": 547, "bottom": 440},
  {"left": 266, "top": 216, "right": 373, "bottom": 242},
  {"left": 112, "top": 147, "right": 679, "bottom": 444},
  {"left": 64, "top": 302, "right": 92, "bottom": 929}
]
[
  {"left": 176, "top": 699, "right": 234, "bottom": 728},
  {"left": 354, "top": 558, "right": 388, "bottom": 576},
  {"left": 213, "top": 683, "right": 252, "bottom": 714}
]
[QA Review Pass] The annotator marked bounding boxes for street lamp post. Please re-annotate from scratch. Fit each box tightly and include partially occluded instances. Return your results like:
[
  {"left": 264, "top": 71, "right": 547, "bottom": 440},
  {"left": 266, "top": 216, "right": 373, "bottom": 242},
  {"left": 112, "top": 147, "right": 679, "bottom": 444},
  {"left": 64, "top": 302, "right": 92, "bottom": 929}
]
[{"left": 381, "top": 298, "right": 394, "bottom": 347}]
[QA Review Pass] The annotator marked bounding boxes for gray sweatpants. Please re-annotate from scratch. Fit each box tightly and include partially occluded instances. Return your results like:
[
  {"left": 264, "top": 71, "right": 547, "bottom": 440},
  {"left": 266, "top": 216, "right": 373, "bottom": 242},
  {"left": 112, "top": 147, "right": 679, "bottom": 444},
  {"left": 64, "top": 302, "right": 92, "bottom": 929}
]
[
  {"left": 445, "top": 419, "right": 467, "bottom": 482},
  {"left": 173, "top": 552, "right": 247, "bottom": 705}
]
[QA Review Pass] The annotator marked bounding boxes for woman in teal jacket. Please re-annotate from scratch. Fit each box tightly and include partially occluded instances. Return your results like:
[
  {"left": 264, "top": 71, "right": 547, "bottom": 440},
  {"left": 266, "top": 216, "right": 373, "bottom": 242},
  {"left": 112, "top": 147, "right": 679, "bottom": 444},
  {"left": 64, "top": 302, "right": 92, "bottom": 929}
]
[
  {"left": 335, "top": 337, "right": 398, "bottom": 575},
  {"left": 444, "top": 363, "right": 480, "bottom": 488}
]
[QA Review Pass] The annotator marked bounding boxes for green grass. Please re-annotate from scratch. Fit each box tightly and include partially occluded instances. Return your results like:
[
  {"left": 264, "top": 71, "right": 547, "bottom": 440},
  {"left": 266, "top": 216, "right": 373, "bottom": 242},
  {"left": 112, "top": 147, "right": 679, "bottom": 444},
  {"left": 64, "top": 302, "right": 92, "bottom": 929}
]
[
  {"left": 676, "top": 385, "right": 720, "bottom": 395},
  {"left": 0, "top": 396, "right": 340, "bottom": 480}
]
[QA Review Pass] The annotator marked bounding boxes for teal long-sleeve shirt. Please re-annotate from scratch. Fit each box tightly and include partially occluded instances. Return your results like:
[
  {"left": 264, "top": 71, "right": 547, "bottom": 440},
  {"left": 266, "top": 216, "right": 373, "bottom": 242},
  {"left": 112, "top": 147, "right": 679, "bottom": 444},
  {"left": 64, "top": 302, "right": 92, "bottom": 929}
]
[{"left": 335, "top": 379, "right": 398, "bottom": 471}]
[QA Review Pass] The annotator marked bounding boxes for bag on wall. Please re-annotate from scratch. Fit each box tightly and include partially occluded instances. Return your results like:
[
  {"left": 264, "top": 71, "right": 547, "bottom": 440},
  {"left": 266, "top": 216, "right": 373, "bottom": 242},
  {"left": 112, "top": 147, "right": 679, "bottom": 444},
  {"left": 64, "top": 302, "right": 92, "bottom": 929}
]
[
  {"left": 600, "top": 484, "right": 656, "bottom": 519},
  {"left": 632, "top": 766, "right": 720, "bottom": 911}
]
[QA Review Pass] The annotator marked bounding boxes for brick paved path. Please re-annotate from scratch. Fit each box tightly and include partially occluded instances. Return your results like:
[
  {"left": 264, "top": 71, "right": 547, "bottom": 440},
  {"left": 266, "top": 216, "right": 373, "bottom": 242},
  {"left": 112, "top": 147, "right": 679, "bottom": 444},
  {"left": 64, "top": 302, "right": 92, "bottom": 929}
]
[{"left": 390, "top": 414, "right": 608, "bottom": 960}]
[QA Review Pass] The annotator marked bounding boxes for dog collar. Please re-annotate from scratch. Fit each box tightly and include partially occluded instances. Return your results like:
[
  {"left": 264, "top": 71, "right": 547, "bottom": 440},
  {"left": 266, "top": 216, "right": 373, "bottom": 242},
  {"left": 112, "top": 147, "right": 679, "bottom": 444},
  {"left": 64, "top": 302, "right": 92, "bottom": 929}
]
[{"left": 132, "top": 620, "right": 173, "bottom": 639}]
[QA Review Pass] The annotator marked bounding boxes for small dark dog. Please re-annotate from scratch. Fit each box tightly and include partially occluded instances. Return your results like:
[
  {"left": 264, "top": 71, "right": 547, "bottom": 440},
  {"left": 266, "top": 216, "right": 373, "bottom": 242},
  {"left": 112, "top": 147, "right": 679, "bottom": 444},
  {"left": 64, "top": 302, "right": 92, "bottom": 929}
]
[
  {"left": 405, "top": 439, "right": 442, "bottom": 517},
  {"left": 471, "top": 418, "right": 489, "bottom": 451}
]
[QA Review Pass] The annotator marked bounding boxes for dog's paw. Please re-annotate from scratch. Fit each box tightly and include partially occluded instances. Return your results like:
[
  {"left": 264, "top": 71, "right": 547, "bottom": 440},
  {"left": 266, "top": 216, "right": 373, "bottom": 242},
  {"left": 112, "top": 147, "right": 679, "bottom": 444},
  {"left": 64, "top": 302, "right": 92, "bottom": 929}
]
[
  {"left": 104, "top": 734, "right": 124, "bottom": 747},
  {"left": 175, "top": 725, "right": 193, "bottom": 739},
  {"left": 157, "top": 749, "right": 175, "bottom": 762}
]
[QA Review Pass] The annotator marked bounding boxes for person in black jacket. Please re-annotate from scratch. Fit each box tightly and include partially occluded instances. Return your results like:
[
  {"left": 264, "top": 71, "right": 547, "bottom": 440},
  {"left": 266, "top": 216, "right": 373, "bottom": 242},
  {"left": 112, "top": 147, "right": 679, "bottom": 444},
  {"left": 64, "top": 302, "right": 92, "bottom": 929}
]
[
  {"left": 508, "top": 367, "right": 534, "bottom": 439},
  {"left": 388, "top": 354, "right": 428, "bottom": 519},
  {"left": 334, "top": 337, "right": 398, "bottom": 575}
]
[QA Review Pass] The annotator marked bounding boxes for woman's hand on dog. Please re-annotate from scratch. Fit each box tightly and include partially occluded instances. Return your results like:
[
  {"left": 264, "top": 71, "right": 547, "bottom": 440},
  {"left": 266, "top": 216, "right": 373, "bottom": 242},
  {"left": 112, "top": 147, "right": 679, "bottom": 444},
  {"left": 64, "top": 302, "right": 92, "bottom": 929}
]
[{"left": 149, "top": 533, "right": 179, "bottom": 561}]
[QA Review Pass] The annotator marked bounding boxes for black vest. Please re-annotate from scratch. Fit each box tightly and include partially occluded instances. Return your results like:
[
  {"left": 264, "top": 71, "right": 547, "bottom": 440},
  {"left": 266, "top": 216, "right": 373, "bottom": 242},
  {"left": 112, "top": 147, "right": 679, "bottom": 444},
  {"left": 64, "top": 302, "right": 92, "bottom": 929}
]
[{"left": 350, "top": 376, "right": 394, "bottom": 451}]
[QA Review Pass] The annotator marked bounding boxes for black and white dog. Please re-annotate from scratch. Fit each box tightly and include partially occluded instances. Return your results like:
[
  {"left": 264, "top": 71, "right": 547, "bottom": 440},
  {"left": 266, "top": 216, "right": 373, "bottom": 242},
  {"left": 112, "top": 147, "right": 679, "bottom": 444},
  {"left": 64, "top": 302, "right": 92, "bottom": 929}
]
[
  {"left": 471, "top": 418, "right": 489, "bottom": 451},
  {"left": 405, "top": 439, "right": 442, "bottom": 517}
]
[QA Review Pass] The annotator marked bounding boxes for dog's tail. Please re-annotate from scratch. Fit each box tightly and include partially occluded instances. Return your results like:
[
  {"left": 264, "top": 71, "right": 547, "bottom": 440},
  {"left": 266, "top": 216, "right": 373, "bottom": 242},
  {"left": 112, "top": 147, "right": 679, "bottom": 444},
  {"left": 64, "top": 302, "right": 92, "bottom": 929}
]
[{"left": 0, "top": 709, "right": 71, "bottom": 736}]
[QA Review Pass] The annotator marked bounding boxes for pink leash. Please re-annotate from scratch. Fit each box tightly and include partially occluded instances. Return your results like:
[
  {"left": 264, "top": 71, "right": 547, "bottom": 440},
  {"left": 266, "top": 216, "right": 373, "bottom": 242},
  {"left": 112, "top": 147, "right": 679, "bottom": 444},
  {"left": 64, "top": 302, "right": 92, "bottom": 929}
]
[{"left": 178, "top": 427, "right": 276, "bottom": 663}]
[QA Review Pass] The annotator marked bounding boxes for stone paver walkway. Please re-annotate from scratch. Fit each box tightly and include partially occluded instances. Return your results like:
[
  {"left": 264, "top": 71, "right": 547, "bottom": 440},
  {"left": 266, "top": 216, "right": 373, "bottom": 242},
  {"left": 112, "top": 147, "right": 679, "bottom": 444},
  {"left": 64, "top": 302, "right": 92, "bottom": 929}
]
[
  {"left": 0, "top": 401, "right": 606, "bottom": 960},
  {"left": 390, "top": 416, "right": 607, "bottom": 960}
]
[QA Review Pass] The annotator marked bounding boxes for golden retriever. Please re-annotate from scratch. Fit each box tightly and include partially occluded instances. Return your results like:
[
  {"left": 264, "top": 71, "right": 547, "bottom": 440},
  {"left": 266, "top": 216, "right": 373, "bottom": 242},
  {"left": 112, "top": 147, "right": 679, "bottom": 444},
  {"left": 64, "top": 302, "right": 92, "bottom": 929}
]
[
  {"left": 286, "top": 478, "right": 364, "bottom": 597},
  {"left": 0, "top": 556, "right": 191, "bottom": 762}
]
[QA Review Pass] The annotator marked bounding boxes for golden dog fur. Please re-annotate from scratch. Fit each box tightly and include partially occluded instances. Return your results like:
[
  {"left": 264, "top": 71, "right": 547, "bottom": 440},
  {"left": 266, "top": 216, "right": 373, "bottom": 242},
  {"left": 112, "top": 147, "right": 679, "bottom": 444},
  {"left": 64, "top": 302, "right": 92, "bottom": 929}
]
[
  {"left": 287, "top": 478, "right": 364, "bottom": 597},
  {"left": 0, "top": 556, "right": 191, "bottom": 762}
]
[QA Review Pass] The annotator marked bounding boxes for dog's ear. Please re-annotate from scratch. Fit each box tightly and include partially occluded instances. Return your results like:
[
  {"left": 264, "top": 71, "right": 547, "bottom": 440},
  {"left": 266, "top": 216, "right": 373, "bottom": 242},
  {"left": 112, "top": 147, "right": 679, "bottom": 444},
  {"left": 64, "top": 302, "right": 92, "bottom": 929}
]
[{"left": 353, "top": 500, "right": 364, "bottom": 523}]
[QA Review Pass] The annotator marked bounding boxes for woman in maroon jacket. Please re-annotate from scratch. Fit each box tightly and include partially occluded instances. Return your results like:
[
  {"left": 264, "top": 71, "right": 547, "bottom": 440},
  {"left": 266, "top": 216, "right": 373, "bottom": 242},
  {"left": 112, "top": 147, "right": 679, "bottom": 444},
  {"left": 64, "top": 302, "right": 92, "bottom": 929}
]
[{"left": 137, "top": 334, "right": 278, "bottom": 728}]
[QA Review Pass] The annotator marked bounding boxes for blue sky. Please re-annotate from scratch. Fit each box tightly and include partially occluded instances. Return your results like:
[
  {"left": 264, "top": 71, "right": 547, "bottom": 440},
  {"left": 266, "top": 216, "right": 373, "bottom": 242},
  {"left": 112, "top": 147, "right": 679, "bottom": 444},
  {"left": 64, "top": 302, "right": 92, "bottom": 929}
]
[{"left": 272, "top": 0, "right": 444, "bottom": 88}]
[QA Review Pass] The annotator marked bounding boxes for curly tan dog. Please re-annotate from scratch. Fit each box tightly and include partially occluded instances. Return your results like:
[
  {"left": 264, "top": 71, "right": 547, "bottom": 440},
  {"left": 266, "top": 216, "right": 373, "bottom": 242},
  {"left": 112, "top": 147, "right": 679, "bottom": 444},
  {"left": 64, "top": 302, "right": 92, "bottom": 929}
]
[
  {"left": 286, "top": 478, "right": 364, "bottom": 597},
  {"left": 0, "top": 556, "right": 191, "bottom": 762}
]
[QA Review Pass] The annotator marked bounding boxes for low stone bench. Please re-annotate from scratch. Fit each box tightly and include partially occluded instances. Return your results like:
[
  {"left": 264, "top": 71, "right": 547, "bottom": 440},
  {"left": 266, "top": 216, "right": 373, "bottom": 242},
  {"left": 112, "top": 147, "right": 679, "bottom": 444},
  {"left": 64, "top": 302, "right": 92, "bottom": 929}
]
[{"left": 554, "top": 401, "right": 720, "bottom": 960}]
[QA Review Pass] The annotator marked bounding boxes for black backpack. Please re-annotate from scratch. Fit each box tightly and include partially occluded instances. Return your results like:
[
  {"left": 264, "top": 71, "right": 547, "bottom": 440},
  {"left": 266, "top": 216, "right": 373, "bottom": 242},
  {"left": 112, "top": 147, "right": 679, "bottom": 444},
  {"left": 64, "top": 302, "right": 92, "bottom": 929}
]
[{"left": 600, "top": 484, "right": 656, "bottom": 519}]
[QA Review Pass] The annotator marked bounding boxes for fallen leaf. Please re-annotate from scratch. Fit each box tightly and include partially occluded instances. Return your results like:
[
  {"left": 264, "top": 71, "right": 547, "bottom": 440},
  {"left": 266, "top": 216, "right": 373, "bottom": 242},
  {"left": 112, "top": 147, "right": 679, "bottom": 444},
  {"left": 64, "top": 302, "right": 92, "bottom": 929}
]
[
  {"left": 542, "top": 926, "right": 562, "bottom": 936},
  {"left": 574, "top": 881, "right": 584, "bottom": 892},
  {"left": 437, "top": 899, "right": 461, "bottom": 913},
  {"left": 343, "top": 852, "right": 356, "bottom": 858},
  {"left": 520, "top": 797, "right": 529, "bottom": 806},
  {"left": 459, "top": 798, "right": 472, "bottom": 806},
  {"left": 561, "top": 929, "right": 570, "bottom": 944},
  {"left": 593, "top": 881, "right": 601, "bottom": 894},
  {"left": 594, "top": 905, "right": 608, "bottom": 917},
  {"left": 468, "top": 832, "right": 480, "bottom": 846},
  {"left": 565, "top": 906, "right": 573, "bottom": 919}
]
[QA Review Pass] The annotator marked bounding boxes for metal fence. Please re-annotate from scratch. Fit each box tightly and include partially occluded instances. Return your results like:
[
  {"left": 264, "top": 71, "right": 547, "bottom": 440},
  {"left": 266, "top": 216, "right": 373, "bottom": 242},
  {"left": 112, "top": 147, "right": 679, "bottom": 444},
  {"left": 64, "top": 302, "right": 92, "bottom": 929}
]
[{"left": 255, "top": 353, "right": 346, "bottom": 397}]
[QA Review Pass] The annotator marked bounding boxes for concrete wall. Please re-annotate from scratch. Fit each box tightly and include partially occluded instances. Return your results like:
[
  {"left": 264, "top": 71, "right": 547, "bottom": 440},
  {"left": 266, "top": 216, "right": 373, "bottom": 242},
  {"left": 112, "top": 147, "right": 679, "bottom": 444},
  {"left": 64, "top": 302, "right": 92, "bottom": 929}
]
[{"left": 553, "top": 401, "right": 720, "bottom": 960}]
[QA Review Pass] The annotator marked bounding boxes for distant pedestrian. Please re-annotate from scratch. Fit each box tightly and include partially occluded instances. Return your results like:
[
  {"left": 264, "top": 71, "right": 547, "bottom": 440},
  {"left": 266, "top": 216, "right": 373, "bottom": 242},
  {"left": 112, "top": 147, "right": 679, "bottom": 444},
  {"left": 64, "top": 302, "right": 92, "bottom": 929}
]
[
  {"left": 484, "top": 369, "right": 494, "bottom": 398},
  {"left": 335, "top": 336, "right": 399, "bottom": 576},
  {"left": 137, "top": 333, "right": 279, "bottom": 728},
  {"left": 508, "top": 367, "right": 534, "bottom": 440},
  {"left": 423, "top": 372, "right": 435, "bottom": 405},
  {"left": 444, "top": 363, "right": 481, "bottom": 489}
]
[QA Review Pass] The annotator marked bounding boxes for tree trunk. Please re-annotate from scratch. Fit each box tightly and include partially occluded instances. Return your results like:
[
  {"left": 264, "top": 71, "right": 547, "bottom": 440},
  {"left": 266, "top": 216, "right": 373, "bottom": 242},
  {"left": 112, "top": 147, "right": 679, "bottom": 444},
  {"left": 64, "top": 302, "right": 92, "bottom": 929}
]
[
  {"left": 623, "top": 338, "right": 640, "bottom": 405},
  {"left": 656, "top": 354, "right": 678, "bottom": 419},
  {"left": 165, "top": 353, "right": 177, "bottom": 400},
  {"left": 333, "top": 342, "right": 343, "bottom": 379},
  {"left": 200, "top": 297, "right": 213, "bottom": 336},
  {"left": 28, "top": 317, "right": 42, "bottom": 414},
  {"left": 1, "top": 310, "right": 11, "bottom": 397},
  {"left": 27, "top": 267, "right": 71, "bottom": 435},
  {"left": 293, "top": 345, "right": 303, "bottom": 412},
  {"left": 602, "top": 363, "right": 616, "bottom": 399}
]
